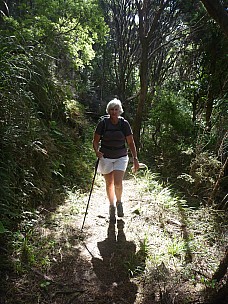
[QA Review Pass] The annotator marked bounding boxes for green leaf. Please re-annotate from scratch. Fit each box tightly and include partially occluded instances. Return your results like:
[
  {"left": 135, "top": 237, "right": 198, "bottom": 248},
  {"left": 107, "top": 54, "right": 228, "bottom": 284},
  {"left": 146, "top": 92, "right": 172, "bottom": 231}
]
[{"left": 0, "top": 221, "right": 7, "bottom": 233}]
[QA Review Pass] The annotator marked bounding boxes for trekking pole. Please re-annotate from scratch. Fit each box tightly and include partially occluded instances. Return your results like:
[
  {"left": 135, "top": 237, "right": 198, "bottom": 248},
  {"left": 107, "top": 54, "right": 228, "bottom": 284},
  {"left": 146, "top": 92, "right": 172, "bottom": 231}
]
[{"left": 81, "top": 158, "right": 99, "bottom": 231}]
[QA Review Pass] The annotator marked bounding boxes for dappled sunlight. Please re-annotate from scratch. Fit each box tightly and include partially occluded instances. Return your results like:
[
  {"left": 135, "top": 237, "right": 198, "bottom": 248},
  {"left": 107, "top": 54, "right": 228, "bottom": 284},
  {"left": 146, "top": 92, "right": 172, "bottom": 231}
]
[
  {"left": 4, "top": 172, "right": 227, "bottom": 303},
  {"left": 121, "top": 172, "right": 227, "bottom": 303}
]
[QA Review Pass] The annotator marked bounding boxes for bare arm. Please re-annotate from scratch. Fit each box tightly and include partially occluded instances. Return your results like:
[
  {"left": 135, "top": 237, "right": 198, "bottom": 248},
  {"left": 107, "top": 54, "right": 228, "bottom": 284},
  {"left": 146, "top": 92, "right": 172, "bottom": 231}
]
[
  {"left": 92, "top": 133, "right": 104, "bottom": 158},
  {"left": 126, "top": 134, "right": 139, "bottom": 172}
]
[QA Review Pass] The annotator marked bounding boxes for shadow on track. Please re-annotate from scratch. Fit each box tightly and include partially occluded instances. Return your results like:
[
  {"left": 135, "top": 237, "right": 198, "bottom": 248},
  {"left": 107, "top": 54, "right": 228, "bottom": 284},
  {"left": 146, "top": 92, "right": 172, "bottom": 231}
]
[{"left": 92, "top": 219, "right": 138, "bottom": 303}]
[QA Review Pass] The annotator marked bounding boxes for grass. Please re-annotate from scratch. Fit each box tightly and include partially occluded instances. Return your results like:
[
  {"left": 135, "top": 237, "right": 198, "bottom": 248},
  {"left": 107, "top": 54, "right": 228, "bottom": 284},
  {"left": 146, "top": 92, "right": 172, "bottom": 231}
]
[
  {"left": 127, "top": 170, "right": 228, "bottom": 301},
  {"left": 125, "top": 235, "right": 150, "bottom": 277},
  {"left": 167, "top": 237, "right": 186, "bottom": 257}
]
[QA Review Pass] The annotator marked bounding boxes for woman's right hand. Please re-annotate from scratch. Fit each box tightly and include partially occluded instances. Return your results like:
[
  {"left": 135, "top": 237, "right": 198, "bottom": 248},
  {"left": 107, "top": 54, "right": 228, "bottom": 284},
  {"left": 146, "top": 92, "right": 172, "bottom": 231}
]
[
  {"left": 95, "top": 150, "right": 104, "bottom": 159},
  {"left": 93, "top": 133, "right": 103, "bottom": 159}
]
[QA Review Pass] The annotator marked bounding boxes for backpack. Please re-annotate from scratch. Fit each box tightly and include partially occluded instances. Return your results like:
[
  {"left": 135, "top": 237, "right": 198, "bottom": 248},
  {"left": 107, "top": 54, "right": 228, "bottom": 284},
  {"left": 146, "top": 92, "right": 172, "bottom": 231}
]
[{"left": 99, "top": 115, "right": 126, "bottom": 137}]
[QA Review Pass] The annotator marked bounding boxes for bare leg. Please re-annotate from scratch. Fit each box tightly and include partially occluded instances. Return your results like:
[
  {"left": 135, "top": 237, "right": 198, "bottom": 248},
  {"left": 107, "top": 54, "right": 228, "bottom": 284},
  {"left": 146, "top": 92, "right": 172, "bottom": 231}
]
[
  {"left": 104, "top": 172, "right": 115, "bottom": 205},
  {"left": 114, "top": 170, "right": 125, "bottom": 203}
]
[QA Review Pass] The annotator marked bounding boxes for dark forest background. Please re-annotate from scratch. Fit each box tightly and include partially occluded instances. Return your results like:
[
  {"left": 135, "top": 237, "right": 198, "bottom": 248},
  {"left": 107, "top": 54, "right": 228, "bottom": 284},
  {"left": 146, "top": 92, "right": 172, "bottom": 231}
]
[{"left": 0, "top": 0, "right": 227, "bottom": 301}]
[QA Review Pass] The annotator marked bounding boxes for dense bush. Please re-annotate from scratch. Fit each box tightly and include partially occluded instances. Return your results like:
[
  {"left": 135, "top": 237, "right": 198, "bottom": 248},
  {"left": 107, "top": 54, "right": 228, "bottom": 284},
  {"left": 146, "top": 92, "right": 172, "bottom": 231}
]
[
  {"left": 141, "top": 90, "right": 194, "bottom": 173},
  {"left": 0, "top": 20, "right": 96, "bottom": 233}
]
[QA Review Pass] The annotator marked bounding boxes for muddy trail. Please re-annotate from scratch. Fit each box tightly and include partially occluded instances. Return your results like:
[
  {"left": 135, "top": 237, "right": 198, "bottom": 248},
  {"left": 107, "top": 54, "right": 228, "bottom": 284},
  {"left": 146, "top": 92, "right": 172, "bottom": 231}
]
[{"left": 2, "top": 171, "right": 228, "bottom": 304}]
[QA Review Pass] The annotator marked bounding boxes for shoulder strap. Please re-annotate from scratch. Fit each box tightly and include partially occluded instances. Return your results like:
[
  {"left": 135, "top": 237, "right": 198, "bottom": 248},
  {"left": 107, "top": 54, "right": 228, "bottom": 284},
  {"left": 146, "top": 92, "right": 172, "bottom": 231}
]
[
  {"left": 118, "top": 117, "right": 126, "bottom": 136},
  {"left": 99, "top": 115, "right": 109, "bottom": 136},
  {"left": 101, "top": 118, "right": 106, "bottom": 136}
]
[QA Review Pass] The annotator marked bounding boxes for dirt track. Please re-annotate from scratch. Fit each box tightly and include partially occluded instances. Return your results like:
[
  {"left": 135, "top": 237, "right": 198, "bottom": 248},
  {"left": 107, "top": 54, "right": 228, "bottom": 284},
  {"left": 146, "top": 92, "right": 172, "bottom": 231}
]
[
  {"left": 4, "top": 173, "right": 228, "bottom": 304},
  {"left": 75, "top": 177, "right": 145, "bottom": 304}
]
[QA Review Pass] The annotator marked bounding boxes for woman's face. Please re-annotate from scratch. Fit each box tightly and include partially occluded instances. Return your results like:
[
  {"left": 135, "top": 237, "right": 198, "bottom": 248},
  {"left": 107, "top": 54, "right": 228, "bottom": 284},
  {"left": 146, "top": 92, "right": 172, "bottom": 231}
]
[{"left": 109, "top": 106, "right": 120, "bottom": 118}]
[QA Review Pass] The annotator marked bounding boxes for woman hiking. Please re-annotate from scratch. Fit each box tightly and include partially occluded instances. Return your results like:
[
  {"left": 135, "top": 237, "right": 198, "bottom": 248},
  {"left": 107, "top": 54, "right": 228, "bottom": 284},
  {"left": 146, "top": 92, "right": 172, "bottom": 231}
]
[{"left": 92, "top": 98, "right": 139, "bottom": 222}]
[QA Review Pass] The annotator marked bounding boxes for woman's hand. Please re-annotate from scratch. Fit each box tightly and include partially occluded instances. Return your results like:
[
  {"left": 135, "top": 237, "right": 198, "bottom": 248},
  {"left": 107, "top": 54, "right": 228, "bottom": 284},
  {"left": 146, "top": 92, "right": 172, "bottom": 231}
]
[
  {"left": 93, "top": 133, "right": 103, "bottom": 159},
  {"left": 132, "top": 157, "right": 140, "bottom": 173},
  {"left": 95, "top": 150, "right": 104, "bottom": 159},
  {"left": 126, "top": 134, "right": 140, "bottom": 173}
]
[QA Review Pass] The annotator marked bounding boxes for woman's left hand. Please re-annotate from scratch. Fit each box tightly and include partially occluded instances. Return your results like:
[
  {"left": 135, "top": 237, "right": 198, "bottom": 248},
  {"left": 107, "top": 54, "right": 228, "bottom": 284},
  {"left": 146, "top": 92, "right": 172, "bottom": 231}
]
[
  {"left": 132, "top": 158, "right": 140, "bottom": 173},
  {"left": 126, "top": 134, "right": 140, "bottom": 173}
]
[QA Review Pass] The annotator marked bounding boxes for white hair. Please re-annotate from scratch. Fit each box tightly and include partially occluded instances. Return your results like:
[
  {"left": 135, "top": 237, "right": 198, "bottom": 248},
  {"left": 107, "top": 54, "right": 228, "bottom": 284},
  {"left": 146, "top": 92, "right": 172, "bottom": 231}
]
[{"left": 106, "top": 98, "right": 124, "bottom": 114}]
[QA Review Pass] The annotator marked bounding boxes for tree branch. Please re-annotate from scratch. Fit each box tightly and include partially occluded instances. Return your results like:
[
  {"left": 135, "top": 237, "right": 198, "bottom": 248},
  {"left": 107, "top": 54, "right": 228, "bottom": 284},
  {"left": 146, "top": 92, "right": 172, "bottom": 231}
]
[{"left": 200, "top": 0, "right": 228, "bottom": 37}]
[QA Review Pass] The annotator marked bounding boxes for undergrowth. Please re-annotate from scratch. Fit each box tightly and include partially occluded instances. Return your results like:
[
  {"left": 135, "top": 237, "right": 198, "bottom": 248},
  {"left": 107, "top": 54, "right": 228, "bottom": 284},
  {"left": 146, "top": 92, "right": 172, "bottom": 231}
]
[{"left": 128, "top": 168, "right": 228, "bottom": 303}]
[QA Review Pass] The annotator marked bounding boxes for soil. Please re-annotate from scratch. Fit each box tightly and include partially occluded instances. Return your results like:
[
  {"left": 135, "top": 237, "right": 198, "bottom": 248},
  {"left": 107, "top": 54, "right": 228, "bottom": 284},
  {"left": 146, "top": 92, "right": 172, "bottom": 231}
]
[{"left": 2, "top": 172, "right": 228, "bottom": 304}]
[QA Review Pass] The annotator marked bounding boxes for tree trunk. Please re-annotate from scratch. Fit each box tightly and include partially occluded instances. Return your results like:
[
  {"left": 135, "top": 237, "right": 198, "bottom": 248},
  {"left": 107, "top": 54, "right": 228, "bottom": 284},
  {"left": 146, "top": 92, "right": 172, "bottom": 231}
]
[
  {"left": 200, "top": 0, "right": 228, "bottom": 37},
  {"left": 133, "top": 0, "right": 170, "bottom": 150},
  {"left": 133, "top": 40, "right": 149, "bottom": 150}
]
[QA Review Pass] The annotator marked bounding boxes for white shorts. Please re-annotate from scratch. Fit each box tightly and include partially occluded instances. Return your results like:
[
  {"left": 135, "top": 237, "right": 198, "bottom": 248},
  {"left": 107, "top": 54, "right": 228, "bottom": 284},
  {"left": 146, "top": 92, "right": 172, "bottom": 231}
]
[{"left": 97, "top": 155, "right": 129, "bottom": 175}]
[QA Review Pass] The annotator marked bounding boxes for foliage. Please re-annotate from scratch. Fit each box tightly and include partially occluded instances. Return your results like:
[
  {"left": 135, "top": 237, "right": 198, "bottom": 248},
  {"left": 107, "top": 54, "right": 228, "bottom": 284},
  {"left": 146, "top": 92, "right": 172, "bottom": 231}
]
[
  {"left": 125, "top": 236, "right": 149, "bottom": 277},
  {"left": 0, "top": 0, "right": 107, "bottom": 234},
  {"left": 138, "top": 4, "right": 227, "bottom": 202},
  {"left": 141, "top": 89, "right": 194, "bottom": 171}
]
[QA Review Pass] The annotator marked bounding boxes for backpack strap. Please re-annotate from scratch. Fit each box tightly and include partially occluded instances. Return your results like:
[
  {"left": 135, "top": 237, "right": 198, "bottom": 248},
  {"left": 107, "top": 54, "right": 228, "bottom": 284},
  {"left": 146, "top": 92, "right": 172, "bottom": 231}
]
[
  {"left": 117, "top": 117, "right": 126, "bottom": 136},
  {"left": 100, "top": 116, "right": 125, "bottom": 137},
  {"left": 100, "top": 115, "right": 109, "bottom": 137}
]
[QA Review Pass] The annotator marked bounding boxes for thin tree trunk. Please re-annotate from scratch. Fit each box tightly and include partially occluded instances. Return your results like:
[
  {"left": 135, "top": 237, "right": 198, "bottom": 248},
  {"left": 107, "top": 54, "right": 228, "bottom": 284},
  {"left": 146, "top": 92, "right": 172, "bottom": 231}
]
[{"left": 133, "top": 40, "right": 149, "bottom": 150}]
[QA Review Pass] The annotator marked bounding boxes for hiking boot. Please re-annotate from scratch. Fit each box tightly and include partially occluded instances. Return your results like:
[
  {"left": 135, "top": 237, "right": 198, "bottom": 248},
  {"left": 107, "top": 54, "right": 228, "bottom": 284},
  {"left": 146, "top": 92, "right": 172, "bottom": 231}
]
[
  {"left": 109, "top": 205, "right": 116, "bottom": 222},
  {"left": 117, "top": 202, "right": 124, "bottom": 217}
]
